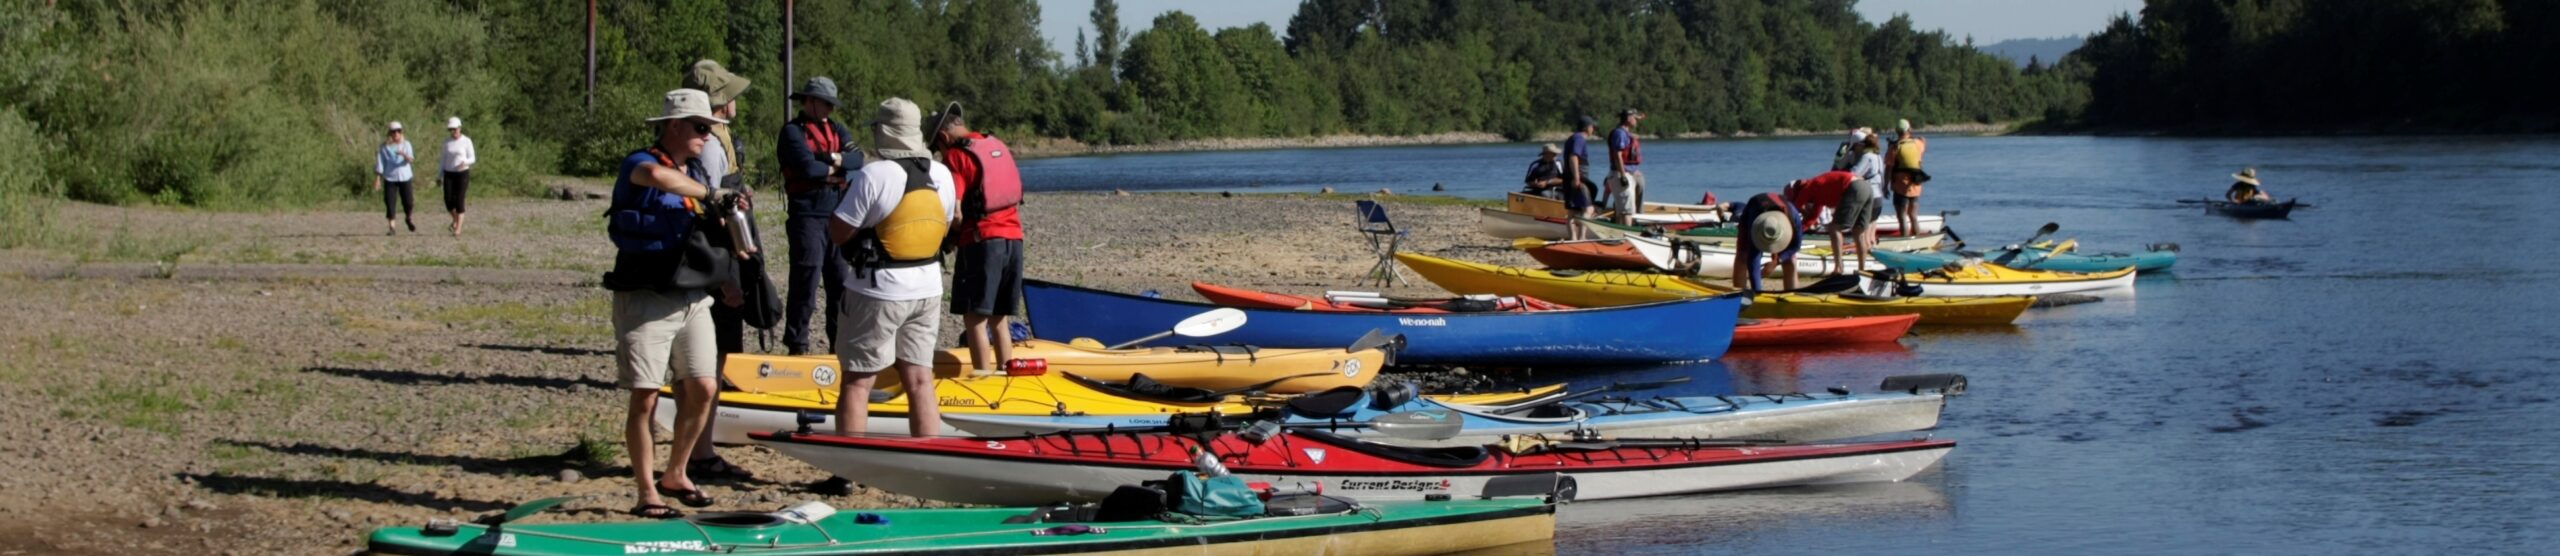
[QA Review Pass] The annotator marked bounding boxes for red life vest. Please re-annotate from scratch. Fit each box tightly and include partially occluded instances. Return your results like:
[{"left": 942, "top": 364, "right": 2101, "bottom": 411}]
[
  {"left": 1616, "top": 127, "right": 1643, "bottom": 166},
  {"left": 955, "top": 134, "right": 1022, "bottom": 214},
  {"left": 785, "top": 118, "right": 843, "bottom": 192}
]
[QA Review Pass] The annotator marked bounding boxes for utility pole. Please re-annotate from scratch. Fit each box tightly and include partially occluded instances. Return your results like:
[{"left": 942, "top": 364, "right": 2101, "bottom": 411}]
[
  {"left": 585, "top": 0, "right": 596, "bottom": 112},
  {"left": 784, "top": 0, "right": 795, "bottom": 100}
]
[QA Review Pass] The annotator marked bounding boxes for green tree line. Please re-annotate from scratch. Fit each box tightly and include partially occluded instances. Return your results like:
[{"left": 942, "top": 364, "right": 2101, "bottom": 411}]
[
  {"left": 0, "top": 0, "right": 2076, "bottom": 225},
  {"left": 2063, "top": 0, "right": 2557, "bottom": 129}
]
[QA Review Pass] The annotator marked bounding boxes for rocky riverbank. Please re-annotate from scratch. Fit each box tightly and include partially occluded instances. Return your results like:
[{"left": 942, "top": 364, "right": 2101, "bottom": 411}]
[{"left": 0, "top": 191, "right": 1525, "bottom": 554}]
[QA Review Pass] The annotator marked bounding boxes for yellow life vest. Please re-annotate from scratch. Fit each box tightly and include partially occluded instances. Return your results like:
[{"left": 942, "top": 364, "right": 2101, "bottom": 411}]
[
  {"left": 1893, "top": 137, "right": 1927, "bottom": 170},
  {"left": 874, "top": 158, "right": 949, "bottom": 263}
]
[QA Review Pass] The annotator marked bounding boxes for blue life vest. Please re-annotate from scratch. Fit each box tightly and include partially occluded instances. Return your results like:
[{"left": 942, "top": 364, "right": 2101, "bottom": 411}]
[{"left": 606, "top": 148, "right": 703, "bottom": 252}]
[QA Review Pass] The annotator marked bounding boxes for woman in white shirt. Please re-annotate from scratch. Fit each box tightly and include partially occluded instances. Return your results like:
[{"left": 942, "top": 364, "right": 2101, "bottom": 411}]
[{"left": 440, "top": 117, "right": 477, "bottom": 236}]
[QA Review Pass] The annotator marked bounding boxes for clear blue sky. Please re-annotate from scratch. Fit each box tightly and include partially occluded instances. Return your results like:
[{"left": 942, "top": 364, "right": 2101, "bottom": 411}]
[{"left": 1033, "top": 0, "right": 2143, "bottom": 59}]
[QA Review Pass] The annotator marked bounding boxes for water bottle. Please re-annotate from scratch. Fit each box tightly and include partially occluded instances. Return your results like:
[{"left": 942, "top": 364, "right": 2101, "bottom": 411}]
[
  {"left": 1190, "top": 447, "right": 1230, "bottom": 477},
  {"left": 1247, "top": 481, "right": 1321, "bottom": 501},
  {"left": 726, "top": 205, "right": 758, "bottom": 255},
  {"left": 1003, "top": 358, "right": 1048, "bottom": 377}
]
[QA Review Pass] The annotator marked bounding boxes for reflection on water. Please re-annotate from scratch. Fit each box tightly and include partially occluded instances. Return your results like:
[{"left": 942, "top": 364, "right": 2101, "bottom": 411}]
[
  {"left": 1722, "top": 342, "right": 1918, "bottom": 394},
  {"left": 1556, "top": 480, "right": 1954, "bottom": 555},
  {"left": 1050, "top": 135, "right": 2560, "bottom": 554}
]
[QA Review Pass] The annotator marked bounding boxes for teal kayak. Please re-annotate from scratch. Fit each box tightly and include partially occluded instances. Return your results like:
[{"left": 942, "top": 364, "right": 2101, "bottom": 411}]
[
  {"left": 1872, "top": 242, "right": 2178, "bottom": 273},
  {"left": 367, "top": 496, "right": 1555, "bottom": 555}
]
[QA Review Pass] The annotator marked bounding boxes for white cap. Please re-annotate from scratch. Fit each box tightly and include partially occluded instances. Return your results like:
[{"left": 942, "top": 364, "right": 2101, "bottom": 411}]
[
  {"left": 447, "top": 117, "right": 463, "bottom": 129},
  {"left": 1850, "top": 128, "right": 1868, "bottom": 142},
  {"left": 387, "top": 121, "right": 404, "bottom": 131}
]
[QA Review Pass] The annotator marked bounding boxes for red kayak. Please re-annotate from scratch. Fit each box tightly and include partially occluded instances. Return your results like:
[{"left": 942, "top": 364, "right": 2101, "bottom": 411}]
[
  {"left": 1194, "top": 282, "right": 1904, "bottom": 346},
  {"left": 1730, "top": 314, "right": 1918, "bottom": 347},
  {"left": 1523, "top": 240, "right": 1654, "bottom": 270},
  {"left": 757, "top": 428, "right": 1954, "bottom": 505}
]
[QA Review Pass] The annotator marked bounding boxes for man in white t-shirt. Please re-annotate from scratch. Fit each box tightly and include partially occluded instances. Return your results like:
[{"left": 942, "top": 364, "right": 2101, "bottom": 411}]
[{"left": 825, "top": 97, "right": 957, "bottom": 438}]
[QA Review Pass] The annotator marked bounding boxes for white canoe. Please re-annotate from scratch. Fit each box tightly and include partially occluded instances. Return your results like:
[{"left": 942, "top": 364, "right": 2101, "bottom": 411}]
[
  {"left": 654, "top": 397, "right": 940, "bottom": 445},
  {"left": 1621, "top": 234, "right": 1889, "bottom": 277},
  {"left": 1476, "top": 208, "right": 1570, "bottom": 240},
  {"left": 943, "top": 388, "right": 1954, "bottom": 448}
]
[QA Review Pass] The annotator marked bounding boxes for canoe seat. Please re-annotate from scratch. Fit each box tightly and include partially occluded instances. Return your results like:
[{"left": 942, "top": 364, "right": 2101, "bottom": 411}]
[{"left": 1294, "top": 429, "right": 1490, "bottom": 468}]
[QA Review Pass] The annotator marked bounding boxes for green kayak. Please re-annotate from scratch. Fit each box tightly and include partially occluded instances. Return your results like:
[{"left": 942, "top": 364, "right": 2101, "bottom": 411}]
[{"left": 367, "top": 497, "right": 1555, "bottom": 555}]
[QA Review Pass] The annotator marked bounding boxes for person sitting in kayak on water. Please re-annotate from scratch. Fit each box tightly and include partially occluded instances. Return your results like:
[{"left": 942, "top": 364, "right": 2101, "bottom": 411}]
[
  {"left": 1785, "top": 170, "right": 1878, "bottom": 277},
  {"left": 2227, "top": 167, "right": 2272, "bottom": 203},
  {"left": 1731, "top": 192, "right": 1804, "bottom": 291}
]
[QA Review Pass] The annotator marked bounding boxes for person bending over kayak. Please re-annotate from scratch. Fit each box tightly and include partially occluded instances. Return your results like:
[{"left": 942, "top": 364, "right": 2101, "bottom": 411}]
[
  {"left": 1785, "top": 170, "right": 1877, "bottom": 276},
  {"left": 1731, "top": 192, "right": 1804, "bottom": 291},
  {"left": 2227, "top": 167, "right": 2272, "bottom": 203}
]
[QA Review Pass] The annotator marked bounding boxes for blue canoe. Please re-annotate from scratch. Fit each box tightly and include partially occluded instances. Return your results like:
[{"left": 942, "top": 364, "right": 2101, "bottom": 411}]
[
  {"left": 1023, "top": 279, "right": 1743, "bottom": 366},
  {"left": 941, "top": 373, "right": 1963, "bottom": 447},
  {"left": 1871, "top": 243, "right": 2178, "bottom": 274}
]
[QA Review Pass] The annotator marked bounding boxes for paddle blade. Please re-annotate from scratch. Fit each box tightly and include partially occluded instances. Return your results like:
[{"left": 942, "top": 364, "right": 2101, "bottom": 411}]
[
  {"left": 1172, "top": 308, "right": 1248, "bottom": 338},
  {"left": 2035, "top": 222, "right": 2060, "bottom": 237},
  {"left": 1509, "top": 237, "right": 1549, "bottom": 251},
  {"left": 1371, "top": 410, "right": 1463, "bottom": 441}
]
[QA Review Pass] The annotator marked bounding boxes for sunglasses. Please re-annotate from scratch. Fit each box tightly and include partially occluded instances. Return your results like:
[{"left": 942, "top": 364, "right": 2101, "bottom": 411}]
[{"left": 690, "top": 122, "right": 713, "bottom": 135}]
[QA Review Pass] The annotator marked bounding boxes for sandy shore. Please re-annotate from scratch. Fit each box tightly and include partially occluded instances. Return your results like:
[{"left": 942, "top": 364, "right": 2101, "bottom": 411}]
[{"left": 0, "top": 190, "right": 1520, "bottom": 554}]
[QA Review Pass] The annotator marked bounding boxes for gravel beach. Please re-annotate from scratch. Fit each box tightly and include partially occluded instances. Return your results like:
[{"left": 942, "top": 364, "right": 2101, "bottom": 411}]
[{"left": 0, "top": 190, "right": 1521, "bottom": 554}]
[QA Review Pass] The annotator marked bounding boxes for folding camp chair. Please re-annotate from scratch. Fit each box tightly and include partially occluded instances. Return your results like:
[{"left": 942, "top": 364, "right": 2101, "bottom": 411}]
[{"left": 1353, "top": 200, "right": 1409, "bottom": 287}]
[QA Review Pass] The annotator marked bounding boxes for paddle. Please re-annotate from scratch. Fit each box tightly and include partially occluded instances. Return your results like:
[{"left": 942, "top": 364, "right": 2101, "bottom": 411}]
[
  {"left": 2016, "top": 238, "right": 2077, "bottom": 269},
  {"left": 1934, "top": 210, "right": 1966, "bottom": 250},
  {"left": 1109, "top": 308, "right": 1248, "bottom": 349},
  {"left": 1484, "top": 376, "right": 1693, "bottom": 416},
  {"left": 1990, "top": 222, "right": 2061, "bottom": 267},
  {"left": 1497, "top": 433, "right": 1787, "bottom": 454},
  {"left": 1510, "top": 237, "right": 1624, "bottom": 250}
]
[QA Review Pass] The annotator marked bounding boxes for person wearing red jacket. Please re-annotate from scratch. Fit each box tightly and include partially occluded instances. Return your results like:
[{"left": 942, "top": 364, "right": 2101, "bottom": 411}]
[
  {"left": 931, "top": 102, "right": 1027, "bottom": 374},
  {"left": 1784, "top": 170, "right": 1880, "bottom": 276}
]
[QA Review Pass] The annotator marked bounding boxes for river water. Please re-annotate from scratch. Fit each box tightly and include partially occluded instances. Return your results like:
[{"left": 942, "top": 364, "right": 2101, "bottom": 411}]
[{"left": 1022, "top": 135, "right": 2560, "bottom": 554}]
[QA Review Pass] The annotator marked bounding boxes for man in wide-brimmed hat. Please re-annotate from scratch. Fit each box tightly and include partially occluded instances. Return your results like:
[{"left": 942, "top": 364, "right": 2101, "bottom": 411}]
[
  {"left": 601, "top": 88, "right": 739, "bottom": 519},
  {"left": 1731, "top": 190, "right": 1805, "bottom": 291},
  {"left": 2227, "top": 167, "right": 2272, "bottom": 204},
  {"left": 825, "top": 97, "right": 958, "bottom": 438},
  {"left": 776, "top": 77, "right": 855, "bottom": 357}
]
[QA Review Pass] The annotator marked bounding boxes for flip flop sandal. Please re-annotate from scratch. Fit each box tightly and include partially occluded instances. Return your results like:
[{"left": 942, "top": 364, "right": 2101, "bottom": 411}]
[
  {"left": 688, "top": 457, "right": 756, "bottom": 480},
  {"left": 629, "top": 504, "right": 684, "bottom": 519},
  {"left": 654, "top": 482, "right": 716, "bottom": 508}
]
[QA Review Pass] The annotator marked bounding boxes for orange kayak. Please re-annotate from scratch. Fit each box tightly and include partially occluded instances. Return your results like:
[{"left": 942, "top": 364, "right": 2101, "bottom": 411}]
[
  {"left": 1521, "top": 240, "right": 1656, "bottom": 270},
  {"left": 1732, "top": 314, "right": 1918, "bottom": 347}
]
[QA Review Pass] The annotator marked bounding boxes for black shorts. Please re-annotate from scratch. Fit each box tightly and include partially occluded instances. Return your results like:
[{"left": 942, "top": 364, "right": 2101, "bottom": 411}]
[
  {"left": 951, "top": 238, "right": 1024, "bottom": 316},
  {"left": 442, "top": 170, "right": 470, "bottom": 213}
]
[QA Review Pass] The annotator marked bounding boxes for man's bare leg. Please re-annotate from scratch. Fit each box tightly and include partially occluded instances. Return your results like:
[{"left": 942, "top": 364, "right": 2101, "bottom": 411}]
[
  {"left": 624, "top": 389, "right": 664, "bottom": 507},
  {"left": 901, "top": 361, "right": 940, "bottom": 437},
  {"left": 834, "top": 373, "right": 877, "bottom": 435}
]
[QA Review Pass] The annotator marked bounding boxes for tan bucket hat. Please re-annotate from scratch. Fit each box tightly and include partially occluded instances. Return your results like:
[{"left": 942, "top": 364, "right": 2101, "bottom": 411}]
[
  {"left": 648, "top": 89, "right": 729, "bottom": 125},
  {"left": 2232, "top": 167, "right": 2260, "bottom": 186},
  {"left": 1752, "top": 211, "right": 1795, "bottom": 251},
  {"left": 871, "top": 97, "right": 929, "bottom": 160}
]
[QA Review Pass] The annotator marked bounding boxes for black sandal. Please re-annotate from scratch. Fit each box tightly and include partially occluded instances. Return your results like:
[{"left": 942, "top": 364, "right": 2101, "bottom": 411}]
[
  {"left": 630, "top": 504, "right": 684, "bottom": 518},
  {"left": 688, "top": 457, "right": 756, "bottom": 481},
  {"left": 654, "top": 482, "right": 716, "bottom": 508}
]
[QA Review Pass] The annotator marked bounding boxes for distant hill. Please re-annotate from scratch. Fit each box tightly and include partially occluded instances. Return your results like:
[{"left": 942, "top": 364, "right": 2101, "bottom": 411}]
[{"left": 1980, "top": 37, "right": 2084, "bottom": 68}]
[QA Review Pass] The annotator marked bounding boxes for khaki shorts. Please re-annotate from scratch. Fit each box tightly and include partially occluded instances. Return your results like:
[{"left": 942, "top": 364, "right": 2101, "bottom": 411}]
[
  {"left": 1840, "top": 179, "right": 1881, "bottom": 235},
  {"left": 1606, "top": 171, "right": 1646, "bottom": 215},
  {"left": 836, "top": 295, "right": 941, "bottom": 372},
  {"left": 613, "top": 289, "right": 717, "bottom": 390}
]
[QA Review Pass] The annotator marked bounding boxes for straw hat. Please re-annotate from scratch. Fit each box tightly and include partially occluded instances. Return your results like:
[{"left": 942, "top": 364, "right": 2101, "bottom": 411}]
[
  {"left": 1540, "top": 143, "right": 1561, "bottom": 156},
  {"left": 2232, "top": 167, "right": 2260, "bottom": 186},
  {"left": 1751, "top": 211, "right": 1795, "bottom": 251}
]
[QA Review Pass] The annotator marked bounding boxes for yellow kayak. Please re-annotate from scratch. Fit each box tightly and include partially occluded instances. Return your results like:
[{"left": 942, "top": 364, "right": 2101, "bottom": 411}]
[
  {"left": 722, "top": 340, "right": 1390, "bottom": 395},
  {"left": 674, "top": 363, "right": 1569, "bottom": 444},
  {"left": 1396, "top": 252, "right": 2031, "bottom": 325}
]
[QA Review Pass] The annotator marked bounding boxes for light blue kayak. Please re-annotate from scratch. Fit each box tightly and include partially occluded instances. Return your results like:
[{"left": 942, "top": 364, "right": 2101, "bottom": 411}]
[
  {"left": 942, "top": 374, "right": 1966, "bottom": 447},
  {"left": 1872, "top": 242, "right": 2177, "bottom": 273}
]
